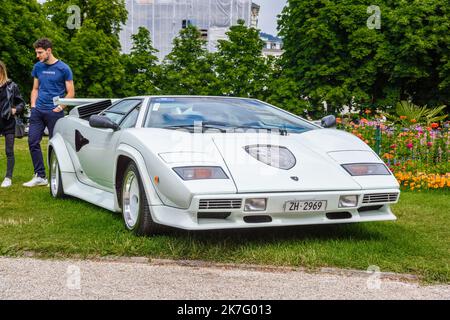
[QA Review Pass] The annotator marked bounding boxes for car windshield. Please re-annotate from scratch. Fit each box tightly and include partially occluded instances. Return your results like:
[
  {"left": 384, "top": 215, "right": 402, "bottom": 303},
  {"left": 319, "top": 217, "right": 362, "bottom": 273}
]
[{"left": 144, "top": 97, "right": 317, "bottom": 133}]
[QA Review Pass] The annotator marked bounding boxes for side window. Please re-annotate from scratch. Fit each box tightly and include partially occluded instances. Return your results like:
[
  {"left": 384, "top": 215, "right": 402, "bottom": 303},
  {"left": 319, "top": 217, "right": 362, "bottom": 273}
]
[
  {"left": 120, "top": 108, "right": 140, "bottom": 129},
  {"left": 102, "top": 100, "right": 142, "bottom": 125}
]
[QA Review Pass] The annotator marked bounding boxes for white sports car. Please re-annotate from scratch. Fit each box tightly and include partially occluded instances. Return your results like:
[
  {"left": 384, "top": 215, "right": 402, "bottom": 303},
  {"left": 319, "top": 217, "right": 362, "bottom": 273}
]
[{"left": 49, "top": 96, "right": 400, "bottom": 236}]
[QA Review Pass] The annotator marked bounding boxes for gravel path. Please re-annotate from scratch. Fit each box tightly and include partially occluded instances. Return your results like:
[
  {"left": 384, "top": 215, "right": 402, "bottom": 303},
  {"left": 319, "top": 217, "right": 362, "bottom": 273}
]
[{"left": 0, "top": 257, "right": 448, "bottom": 300}]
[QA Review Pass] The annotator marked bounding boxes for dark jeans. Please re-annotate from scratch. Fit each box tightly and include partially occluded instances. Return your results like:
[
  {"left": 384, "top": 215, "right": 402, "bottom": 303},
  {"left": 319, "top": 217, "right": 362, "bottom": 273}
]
[
  {"left": 4, "top": 133, "right": 14, "bottom": 178},
  {"left": 28, "top": 108, "right": 64, "bottom": 178}
]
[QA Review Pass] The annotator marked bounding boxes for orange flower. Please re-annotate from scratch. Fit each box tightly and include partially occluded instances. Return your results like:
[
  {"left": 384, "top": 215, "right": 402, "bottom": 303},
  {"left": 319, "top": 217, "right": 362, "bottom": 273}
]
[
  {"left": 400, "top": 116, "right": 407, "bottom": 120},
  {"left": 365, "top": 109, "right": 371, "bottom": 114},
  {"left": 431, "top": 123, "right": 439, "bottom": 129},
  {"left": 411, "top": 119, "right": 417, "bottom": 123},
  {"left": 394, "top": 171, "right": 449, "bottom": 191},
  {"left": 336, "top": 117, "right": 342, "bottom": 124}
]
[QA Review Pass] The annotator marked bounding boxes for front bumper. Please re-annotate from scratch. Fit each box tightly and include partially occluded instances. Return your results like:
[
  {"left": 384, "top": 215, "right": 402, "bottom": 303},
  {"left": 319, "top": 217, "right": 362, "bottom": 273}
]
[{"left": 150, "top": 189, "right": 399, "bottom": 230}]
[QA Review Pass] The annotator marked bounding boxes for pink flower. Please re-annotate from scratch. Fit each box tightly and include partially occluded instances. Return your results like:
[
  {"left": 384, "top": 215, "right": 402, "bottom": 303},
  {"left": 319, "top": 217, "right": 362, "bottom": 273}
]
[
  {"left": 406, "top": 143, "right": 414, "bottom": 149},
  {"left": 390, "top": 144, "right": 397, "bottom": 149},
  {"left": 427, "top": 142, "right": 433, "bottom": 147}
]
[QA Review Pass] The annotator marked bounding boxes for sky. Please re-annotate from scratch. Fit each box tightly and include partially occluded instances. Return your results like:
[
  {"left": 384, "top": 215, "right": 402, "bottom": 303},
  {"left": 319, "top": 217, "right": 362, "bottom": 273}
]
[{"left": 255, "top": 0, "right": 288, "bottom": 36}]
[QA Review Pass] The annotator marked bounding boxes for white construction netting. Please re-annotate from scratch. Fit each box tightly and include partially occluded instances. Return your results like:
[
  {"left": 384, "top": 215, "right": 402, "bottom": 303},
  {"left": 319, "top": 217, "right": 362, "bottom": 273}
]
[{"left": 120, "top": 0, "right": 253, "bottom": 60}]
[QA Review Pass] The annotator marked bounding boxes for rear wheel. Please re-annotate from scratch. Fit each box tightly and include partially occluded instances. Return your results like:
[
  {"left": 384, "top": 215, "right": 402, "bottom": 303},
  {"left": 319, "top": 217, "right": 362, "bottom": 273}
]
[
  {"left": 121, "top": 162, "right": 163, "bottom": 236},
  {"left": 49, "top": 151, "right": 65, "bottom": 198}
]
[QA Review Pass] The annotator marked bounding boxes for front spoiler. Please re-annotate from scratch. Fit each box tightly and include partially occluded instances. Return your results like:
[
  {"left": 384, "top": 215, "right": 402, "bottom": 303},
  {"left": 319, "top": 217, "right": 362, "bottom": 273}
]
[{"left": 150, "top": 189, "right": 399, "bottom": 230}]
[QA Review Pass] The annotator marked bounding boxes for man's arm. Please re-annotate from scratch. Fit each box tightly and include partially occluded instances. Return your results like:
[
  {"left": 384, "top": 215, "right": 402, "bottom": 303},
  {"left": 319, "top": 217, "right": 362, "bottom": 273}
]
[
  {"left": 30, "top": 78, "right": 39, "bottom": 108},
  {"left": 53, "top": 80, "right": 75, "bottom": 112}
]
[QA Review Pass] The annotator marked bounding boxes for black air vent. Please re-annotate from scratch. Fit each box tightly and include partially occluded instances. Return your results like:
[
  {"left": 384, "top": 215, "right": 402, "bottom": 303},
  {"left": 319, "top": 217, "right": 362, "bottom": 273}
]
[
  {"left": 75, "top": 130, "right": 90, "bottom": 152},
  {"left": 326, "top": 212, "right": 352, "bottom": 220},
  {"left": 78, "top": 100, "right": 112, "bottom": 120},
  {"left": 243, "top": 216, "right": 272, "bottom": 223},
  {"left": 197, "top": 212, "right": 231, "bottom": 220},
  {"left": 358, "top": 205, "right": 383, "bottom": 213}
]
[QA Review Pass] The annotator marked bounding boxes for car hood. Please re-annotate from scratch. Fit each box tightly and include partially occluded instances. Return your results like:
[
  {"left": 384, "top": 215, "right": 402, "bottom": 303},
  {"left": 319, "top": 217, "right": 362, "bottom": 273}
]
[
  {"left": 211, "top": 129, "right": 365, "bottom": 193},
  {"left": 127, "top": 128, "right": 390, "bottom": 194}
]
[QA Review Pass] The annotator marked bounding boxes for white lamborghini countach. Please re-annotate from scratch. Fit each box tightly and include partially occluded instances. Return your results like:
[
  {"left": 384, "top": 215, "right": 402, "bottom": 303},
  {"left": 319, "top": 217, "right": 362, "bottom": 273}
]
[{"left": 48, "top": 96, "right": 400, "bottom": 235}]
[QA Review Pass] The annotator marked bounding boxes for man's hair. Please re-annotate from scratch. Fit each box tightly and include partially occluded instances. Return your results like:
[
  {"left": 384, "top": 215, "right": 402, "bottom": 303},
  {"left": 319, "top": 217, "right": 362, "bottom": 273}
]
[{"left": 33, "top": 38, "right": 53, "bottom": 50}]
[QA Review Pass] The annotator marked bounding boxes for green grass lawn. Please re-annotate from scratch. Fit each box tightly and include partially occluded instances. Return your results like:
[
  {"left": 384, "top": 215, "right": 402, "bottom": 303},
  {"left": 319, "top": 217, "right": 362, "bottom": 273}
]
[{"left": 0, "top": 137, "right": 449, "bottom": 283}]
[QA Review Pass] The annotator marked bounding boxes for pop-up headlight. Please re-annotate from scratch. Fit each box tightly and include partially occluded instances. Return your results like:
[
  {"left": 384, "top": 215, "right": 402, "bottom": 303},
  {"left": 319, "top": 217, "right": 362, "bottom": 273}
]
[{"left": 244, "top": 145, "right": 296, "bottom": 170}]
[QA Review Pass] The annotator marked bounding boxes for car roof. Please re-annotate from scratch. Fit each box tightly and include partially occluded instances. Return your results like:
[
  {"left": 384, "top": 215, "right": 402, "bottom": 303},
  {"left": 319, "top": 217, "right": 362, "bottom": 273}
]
[{"left": 124, "top": 95, "right": 258, "bottom": 101}]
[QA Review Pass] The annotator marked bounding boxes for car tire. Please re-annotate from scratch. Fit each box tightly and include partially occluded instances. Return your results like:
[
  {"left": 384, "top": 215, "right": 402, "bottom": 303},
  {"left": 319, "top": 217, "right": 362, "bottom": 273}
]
[
  {"left": 49, "top": 151, "right": 65, "bottom": 198},
  {"left": 121, "top": 162, "right": 163, "bottom": 236}
]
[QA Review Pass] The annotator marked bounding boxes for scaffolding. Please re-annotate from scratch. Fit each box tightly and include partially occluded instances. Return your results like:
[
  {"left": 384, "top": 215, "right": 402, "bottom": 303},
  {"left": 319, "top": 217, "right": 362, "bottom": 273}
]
[{"left": 119, "top": 0, "right": 254, "bottom": 60}]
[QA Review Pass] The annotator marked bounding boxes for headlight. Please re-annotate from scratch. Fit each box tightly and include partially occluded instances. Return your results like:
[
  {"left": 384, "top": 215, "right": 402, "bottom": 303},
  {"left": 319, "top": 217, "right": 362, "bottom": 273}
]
[
  {"left": 342, "top": 163, "right": 391, "bottom": 176},
  {"left": 244, "top": 198, "right": 267, "bottom": 212},
  {"left": 244, "top": 145, "right": 296, "bottom": 170},
  {"left": 173, "top": 166, "right": 228, "bottom": 181},
  {"left": 339, "top": 195, "right": 358, "bottom": 208}
]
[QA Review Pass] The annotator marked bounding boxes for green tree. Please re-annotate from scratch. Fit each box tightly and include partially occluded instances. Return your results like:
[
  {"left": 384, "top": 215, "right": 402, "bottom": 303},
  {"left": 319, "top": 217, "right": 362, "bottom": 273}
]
[
  {"left": 0, "top": 0, "right": 64, "bottom": 100},
  {"left": 41, "top": 0, "right": 129, "bottom": 97},
  {"left": 279, "top": 0, "right": 450, "bottom": 115},
  {"left": 266, "top": 60, "right": 312, "bottom": 117},
  {"left": 383, "top": 1, "right": 450, "bottom": 109},
  {"left": 65, "top": 19, "right": 124, "bottom": 97},
  {"left": 43, "top": 0, "right": 127, "bottom": 39},
  {"left": 214, "top": 20, "right": 271, "bottom": 99},
  {"left": 120, "top": 27, "right": 160, "bottom": 96},
  {"left": 161, "top": 25, "right": 218, "bottom": 95}
]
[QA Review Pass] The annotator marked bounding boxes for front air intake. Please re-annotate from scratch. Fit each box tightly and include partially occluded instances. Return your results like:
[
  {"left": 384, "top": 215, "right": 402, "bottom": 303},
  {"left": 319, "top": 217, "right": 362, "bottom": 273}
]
[
  {"left": 243, "top": 216, "right": 272, "bottom": 223},
  {"left": 326, "top": 212, "right": 352, "bottom": 220},
  {"left": 199, "top": 199, "right": 242, "bottom": 210},
  {"left": 358, "top": 205, "right": 383, "bottom": 213},
  {"left": 197, "top": 212, "right": 231, "bottom": 220},
  {"left": 362, "top": 193, "right": 399, "bottom": 204}
]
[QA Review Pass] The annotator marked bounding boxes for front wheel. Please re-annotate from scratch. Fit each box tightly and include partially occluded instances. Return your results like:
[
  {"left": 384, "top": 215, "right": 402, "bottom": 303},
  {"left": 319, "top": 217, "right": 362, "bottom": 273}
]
[
  {"left": 49, "top": 151, "right": 65, "bottom": 198},
  {"left": 121, "top": 162, "right": 163, "bottom": 236}
]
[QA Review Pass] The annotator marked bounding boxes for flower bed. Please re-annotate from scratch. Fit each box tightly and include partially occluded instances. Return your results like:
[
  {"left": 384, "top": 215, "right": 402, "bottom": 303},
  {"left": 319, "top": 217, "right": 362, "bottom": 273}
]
[{"left": 337, "top": 116, "right": 449, "bottom": 191}]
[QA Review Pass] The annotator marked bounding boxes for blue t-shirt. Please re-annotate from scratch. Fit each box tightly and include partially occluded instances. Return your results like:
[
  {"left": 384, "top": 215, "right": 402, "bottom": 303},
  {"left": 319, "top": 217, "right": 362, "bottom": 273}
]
[{"left": 31, "top": 60, "right": 73, "bottom": 110}]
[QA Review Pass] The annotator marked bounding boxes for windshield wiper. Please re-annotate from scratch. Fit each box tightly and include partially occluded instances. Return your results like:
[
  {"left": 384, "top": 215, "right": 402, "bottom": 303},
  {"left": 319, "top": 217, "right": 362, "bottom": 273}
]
[
  {"left": 162, "top": 121, "right": 300, "bottom": 135},
  {"left": 162, "top": 124, "right": 228, "bottom": 133},
  {"left": 258, "top": 121, "right": 307, "bottom": 134}
]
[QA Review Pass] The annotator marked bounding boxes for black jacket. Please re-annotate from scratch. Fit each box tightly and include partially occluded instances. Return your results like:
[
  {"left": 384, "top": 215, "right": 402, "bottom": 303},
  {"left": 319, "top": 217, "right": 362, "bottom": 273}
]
[{"left": 0, "top": 80, "right": 25, "bottom": 135}]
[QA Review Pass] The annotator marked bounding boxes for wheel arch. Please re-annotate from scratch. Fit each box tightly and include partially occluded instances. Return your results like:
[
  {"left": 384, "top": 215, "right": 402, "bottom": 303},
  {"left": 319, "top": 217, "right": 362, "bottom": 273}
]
[
  {"left": 115, "top": 144, "right": 163, "bottom": 210},
  {"left": 48, "top": 133, "right": 76, "bottom": 173}
]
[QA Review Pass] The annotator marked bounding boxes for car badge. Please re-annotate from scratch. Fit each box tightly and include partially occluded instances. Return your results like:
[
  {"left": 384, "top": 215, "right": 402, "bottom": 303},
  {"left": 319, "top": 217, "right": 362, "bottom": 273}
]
[{"left": 290, "top": 176, "right": 299, "bottom": 181}]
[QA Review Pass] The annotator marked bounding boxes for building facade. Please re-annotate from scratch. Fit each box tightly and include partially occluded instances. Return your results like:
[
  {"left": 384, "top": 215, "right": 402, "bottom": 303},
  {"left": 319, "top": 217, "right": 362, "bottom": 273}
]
[{"left": 120, "top": 0, "right": 258, "bottom": 60}]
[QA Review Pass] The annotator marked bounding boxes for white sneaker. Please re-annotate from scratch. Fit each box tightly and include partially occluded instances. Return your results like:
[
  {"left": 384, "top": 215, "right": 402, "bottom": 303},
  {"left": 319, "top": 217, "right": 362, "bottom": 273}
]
[
  {"left": 23, "top": 174, "right": 48, "bottom": 187},
  {"left": 1, "top": 178, "right": 12, "bottom": 188}
]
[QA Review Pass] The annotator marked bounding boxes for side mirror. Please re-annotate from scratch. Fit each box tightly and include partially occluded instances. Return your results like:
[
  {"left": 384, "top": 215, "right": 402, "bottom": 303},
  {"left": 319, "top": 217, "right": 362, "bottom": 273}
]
[
  {"left": 89, "top": 115, "right": 120, "bottom": 131},
  {"left": 321, "top": 115, "right": 336, "bottom": 128}
]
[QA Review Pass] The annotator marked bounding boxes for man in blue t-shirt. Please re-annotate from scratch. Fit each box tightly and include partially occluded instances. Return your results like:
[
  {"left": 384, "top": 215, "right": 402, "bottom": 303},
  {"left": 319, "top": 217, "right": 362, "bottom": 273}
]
[{"left": 23, "top": 38, "right": 75, "bottom": 187}]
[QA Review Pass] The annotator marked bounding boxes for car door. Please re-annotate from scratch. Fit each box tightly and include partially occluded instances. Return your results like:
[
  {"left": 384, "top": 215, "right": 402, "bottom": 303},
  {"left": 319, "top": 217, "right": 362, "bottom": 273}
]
[{"left": 76, "top": 99, "right": 143, "bottom": 189}]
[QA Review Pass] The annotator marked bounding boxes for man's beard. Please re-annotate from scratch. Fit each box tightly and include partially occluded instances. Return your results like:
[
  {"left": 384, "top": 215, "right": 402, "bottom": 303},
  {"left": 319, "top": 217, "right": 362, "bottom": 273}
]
[{"left": 42, "top": 55, "right": 50, "bottom": 63}]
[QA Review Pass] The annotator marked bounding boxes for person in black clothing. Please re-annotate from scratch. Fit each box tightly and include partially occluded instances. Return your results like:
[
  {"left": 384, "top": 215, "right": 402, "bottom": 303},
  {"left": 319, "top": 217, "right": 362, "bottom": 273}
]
[{"left": 0, "top": 61, "right": 25, "bottom": 188}]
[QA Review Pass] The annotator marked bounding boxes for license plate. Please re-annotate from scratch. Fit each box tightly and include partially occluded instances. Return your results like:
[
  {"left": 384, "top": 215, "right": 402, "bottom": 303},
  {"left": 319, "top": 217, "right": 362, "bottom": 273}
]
[{"left": 284, "top": 200, "right": 327, "bottom": 212}]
